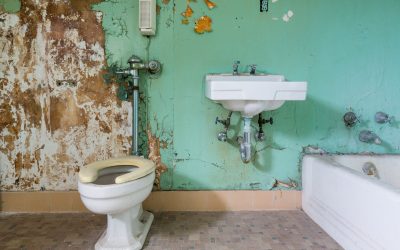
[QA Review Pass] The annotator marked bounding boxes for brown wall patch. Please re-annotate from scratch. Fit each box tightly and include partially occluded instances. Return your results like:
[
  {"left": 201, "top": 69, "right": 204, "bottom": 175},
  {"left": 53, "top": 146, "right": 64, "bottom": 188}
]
[{"left": 0, "top": 0, "right": 132, "bottom": 191}]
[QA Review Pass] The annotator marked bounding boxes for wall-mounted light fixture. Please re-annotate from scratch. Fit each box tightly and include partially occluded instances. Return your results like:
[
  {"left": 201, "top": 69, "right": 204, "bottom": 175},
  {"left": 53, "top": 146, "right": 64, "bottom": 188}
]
[{"left": 139, "top": 0, "right": 156, "bottom": 36}]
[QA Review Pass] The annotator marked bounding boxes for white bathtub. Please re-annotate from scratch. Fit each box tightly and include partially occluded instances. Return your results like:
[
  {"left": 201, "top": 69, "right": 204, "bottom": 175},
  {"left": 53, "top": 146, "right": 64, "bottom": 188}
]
[{"left": 302, "top": 154, "right": 400, "bottom": 250}]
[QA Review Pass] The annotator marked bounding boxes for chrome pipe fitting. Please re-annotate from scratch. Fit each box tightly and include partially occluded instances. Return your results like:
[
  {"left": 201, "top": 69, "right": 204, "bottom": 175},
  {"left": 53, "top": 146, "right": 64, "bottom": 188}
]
[{"left": 239, "top": 117, "right": 252, "bottom": 163}]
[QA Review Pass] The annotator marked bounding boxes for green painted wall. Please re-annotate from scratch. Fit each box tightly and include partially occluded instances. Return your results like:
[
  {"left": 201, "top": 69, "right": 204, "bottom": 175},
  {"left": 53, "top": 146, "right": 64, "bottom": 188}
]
[
  {"left": 0, "top": 0, "right": 20, "bottom": 13},
  {"left": 94, "top": 0, "right": 400, "bottom": 190}
]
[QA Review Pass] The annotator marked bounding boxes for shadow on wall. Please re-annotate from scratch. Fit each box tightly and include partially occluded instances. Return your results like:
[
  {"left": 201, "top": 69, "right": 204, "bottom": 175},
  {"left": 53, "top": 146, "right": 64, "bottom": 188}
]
[
  {"left": 271, "top": 96, "right": 344, "bottom": 139},
  {"left": 254, "top": 96, "right": 344, "bottom": 175},
  {"left": 146, "top": 173, "right": 227, "bottom": 212}
]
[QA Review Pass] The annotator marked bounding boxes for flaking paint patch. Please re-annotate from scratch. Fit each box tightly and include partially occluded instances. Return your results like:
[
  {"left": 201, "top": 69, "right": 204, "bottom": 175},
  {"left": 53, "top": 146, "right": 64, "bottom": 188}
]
[
  {"left": 0, "top": 0, "right": 132, "bottom": 191},
  {"left": 147, "top": 126, "right": 168, "bottom": 190}
]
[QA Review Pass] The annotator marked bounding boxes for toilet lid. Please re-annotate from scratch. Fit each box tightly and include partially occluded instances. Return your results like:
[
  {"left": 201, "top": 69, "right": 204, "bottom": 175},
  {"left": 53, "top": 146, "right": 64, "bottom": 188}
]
[{"left": 79, "top": 156, "right": 155, "bottom": 184}]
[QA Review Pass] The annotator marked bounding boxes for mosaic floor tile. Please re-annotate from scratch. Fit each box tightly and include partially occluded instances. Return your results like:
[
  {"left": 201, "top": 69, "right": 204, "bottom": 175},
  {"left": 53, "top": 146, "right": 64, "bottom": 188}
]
[{"left": 0, "top": 211, "right": 342, "bottom": 250}]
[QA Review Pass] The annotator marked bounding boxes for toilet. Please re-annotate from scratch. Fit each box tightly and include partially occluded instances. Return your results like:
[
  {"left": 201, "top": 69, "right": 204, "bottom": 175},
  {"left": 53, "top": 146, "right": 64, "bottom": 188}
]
[{"left": 78, "top": 156, "right": 156, "bottom": 250}]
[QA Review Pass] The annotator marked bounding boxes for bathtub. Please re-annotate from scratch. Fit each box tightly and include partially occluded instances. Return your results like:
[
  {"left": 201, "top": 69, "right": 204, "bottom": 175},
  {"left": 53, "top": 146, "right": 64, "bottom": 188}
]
[{"left": 302, "top": 154, "right": 400, "bottom": 250}]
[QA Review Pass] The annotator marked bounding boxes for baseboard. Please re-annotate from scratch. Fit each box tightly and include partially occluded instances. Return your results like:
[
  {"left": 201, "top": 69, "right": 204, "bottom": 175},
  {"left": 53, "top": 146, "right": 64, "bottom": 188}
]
[{"left": 0, "top": 190, "right": 301, "bottom": 213}]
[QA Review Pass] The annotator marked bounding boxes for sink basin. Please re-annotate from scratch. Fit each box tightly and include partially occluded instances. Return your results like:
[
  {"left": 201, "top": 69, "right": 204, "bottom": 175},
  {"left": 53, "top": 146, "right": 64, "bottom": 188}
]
[{"left": 205, "top": 74, "right": 307, "bottom": 117}]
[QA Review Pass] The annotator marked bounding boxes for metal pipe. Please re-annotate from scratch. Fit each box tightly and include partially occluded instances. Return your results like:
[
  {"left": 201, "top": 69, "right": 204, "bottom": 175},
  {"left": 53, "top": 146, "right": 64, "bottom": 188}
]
[
  {"left": 116, "top": 55, "right": 161, "bottom": 156},
  {"left": 132, "top": 70, "right": 139, "bottom": 155},
  {"left": 215, "top": 111, "right": 233, "bottom": 142},
  {"left": 239, "top": 117, "right": 252, "bottom": 163}
]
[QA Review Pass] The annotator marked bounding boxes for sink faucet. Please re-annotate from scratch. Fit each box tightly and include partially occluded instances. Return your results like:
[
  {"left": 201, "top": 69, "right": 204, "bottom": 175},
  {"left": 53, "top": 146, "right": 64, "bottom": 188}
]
[
  {"left": 249, "top": 64, "right": 257, "bottom": 75},
  {"left": 233, "top": 60, "right": 240, "bottom": 75}
]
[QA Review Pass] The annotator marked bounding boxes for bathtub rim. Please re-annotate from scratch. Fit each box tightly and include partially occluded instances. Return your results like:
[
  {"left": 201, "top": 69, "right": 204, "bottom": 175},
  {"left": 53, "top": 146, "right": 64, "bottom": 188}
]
[
  {"left": 302, "top": 153, "right": 400, "bottom": 195},
  {"left": 302, "top": 153, "right": 400, "bottom": 250}
]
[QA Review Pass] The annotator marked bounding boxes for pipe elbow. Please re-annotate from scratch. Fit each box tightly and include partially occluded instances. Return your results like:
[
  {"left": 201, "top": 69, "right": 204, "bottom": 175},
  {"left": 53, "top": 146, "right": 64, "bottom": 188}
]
[
  {"left": 240, "top": 142, "right": 251, "bottom": 163},
  {"left": 239, "top": 117, "right": 252, "bottom": 164}
]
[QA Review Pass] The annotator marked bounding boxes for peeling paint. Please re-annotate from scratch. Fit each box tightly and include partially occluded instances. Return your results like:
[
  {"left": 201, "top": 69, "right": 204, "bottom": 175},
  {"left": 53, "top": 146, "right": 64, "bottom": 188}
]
[
  {"left": 302, "top": 145, "right": 327, "bottom": 155},
  {"left": 0, "top": 0, "right": 131, "bottom": 191},
  {"left": 147, "top": 125, "right": 168, "bottom": 190},
  {"left": 194, "top": 15, "right": 212, "bottom": 34},
  {"left": 3, "top": 0, "right": 399, "bottom": 192},
  {"left": 271, "top": 178, "right": 297, "bottom": 189}
]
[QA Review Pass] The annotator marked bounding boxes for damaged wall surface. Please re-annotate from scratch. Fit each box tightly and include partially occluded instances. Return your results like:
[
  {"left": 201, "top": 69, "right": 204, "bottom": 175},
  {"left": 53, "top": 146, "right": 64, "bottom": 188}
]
[
  {"left": 0, "top": 0, "right": 132, "bottom": 191},
  {"left": 95, "top": 0, "right": 400, "bottom": 191},
  {"left": 2, "top": 0, "right": 400, "bottom": 191}
]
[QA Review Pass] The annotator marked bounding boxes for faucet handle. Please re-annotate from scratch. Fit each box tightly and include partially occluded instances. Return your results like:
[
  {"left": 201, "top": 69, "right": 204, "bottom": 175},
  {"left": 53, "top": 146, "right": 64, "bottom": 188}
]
[
  {"left": 343, "top": 111, "right": 359, "bottom": 127},
  {"left": 215, "top": 116, "right": 226, "bottom": 126},
  {"left": 375, "top": 111, "right": 393, "bottom": 124},
  {"left": 249, "top": 64, "right": 257, "bottom": 75}
]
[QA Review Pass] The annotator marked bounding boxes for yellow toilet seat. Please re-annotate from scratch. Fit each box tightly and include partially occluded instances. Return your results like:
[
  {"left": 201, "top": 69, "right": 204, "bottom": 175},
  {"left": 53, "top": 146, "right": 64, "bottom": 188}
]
[{"left": 79, "top": 156, "right": 156, "bottom": 184}]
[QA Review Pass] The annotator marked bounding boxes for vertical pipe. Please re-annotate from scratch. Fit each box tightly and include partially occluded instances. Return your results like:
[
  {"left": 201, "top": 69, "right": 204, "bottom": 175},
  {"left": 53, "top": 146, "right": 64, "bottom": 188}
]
[
  {"left": 132, "top": 70, "right": 139, "bottom": 156},
  {"left": 240, "top": 117, "right": 252, "bottom": 163}
]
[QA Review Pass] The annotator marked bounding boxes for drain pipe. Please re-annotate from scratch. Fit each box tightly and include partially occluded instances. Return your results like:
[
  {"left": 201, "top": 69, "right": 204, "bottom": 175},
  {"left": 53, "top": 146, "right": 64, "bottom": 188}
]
[{"left": 238, "top": 117, "right": 252, "bottom": 163}]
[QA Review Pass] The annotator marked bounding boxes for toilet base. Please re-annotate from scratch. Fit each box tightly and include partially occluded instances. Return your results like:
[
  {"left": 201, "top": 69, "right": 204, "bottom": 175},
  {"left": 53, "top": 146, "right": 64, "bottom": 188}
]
[{"left": 95, "top": 207, "right": 154, "bottom": 250}]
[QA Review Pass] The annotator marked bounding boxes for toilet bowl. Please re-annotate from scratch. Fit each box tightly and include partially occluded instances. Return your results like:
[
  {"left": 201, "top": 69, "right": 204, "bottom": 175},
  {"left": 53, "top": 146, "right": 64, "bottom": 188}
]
[{"left": 78, "top": 156, "right": 156, "bottom": 250}]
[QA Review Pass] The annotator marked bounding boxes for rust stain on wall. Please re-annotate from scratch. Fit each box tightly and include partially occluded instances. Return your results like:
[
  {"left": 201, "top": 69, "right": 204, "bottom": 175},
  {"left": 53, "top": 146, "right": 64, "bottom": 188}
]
[
  {"left": 147, "top": 126, "right": 168, "bottom": 190},
  {"left": 49, "top": 91, "right": 88, "bottom": 132},
  {"left": 0, "top": 0, "right": 132, "bottom": 191}
]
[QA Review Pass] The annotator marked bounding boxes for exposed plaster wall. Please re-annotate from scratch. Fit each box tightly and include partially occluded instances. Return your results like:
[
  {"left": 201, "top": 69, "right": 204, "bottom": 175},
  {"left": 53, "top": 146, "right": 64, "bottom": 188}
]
[
  {"left": 0, "top": 0, "right": 132, "bottom": 191},
  {"left": 2, "top": 0, "right": 400, "bottom": 192}
]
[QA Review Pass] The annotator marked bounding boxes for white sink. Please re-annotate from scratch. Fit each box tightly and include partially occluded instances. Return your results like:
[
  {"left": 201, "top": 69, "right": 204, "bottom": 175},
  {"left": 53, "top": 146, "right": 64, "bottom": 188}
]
[{"left": 205, "top": 74, "right": 307, "bottom": 117}]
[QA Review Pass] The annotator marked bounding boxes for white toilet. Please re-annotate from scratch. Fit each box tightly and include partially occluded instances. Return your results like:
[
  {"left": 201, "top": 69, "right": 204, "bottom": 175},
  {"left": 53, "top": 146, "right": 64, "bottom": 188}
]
[{"left": 78, "top": 156, "right": 156, "bottom": 250}]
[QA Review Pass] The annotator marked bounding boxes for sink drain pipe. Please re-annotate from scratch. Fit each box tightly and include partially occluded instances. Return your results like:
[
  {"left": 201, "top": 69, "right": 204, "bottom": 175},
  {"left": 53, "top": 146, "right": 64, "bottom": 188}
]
[{"left": 239, "top": 117, "right": 252, "bottom": 163}]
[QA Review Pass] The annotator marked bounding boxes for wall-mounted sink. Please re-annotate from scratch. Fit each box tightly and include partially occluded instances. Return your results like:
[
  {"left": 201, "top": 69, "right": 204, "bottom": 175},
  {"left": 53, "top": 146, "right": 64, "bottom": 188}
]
[{"left": 205, "top": 74, "right": 307, "bottom": 117}]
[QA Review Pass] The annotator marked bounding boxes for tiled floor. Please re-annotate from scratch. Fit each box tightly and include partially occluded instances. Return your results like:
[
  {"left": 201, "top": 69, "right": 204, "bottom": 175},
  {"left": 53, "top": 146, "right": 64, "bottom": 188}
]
[{"left": 0, "top": 211, "right": 343, "bottom": 250}]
